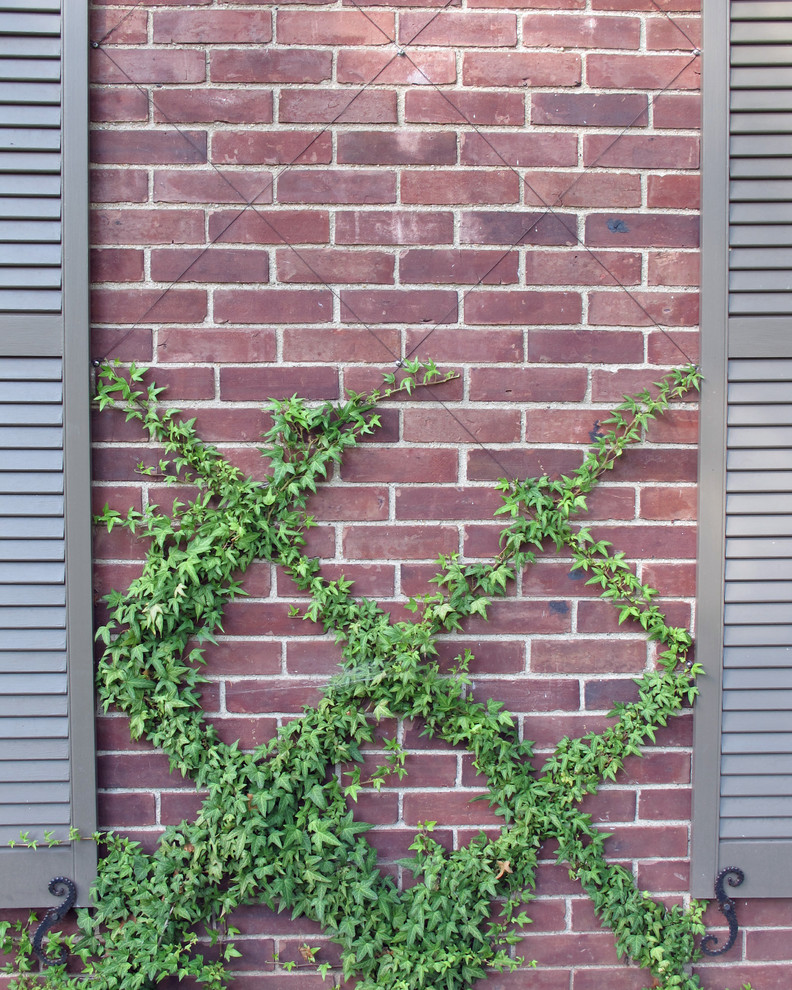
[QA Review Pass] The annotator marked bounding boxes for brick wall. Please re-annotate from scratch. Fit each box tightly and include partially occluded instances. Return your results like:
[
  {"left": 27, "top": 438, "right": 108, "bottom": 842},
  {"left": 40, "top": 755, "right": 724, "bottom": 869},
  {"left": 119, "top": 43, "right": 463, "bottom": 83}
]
[{"left": 87, "top": 1, "right": 789, "bottom": 987}]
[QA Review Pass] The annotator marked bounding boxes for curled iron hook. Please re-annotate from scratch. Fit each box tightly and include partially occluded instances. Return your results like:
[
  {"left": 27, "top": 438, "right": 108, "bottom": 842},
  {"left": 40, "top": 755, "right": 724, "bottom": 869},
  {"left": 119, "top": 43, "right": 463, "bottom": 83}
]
[
  {"left": 700, "top": 866, "right": 744, "bottom": 956},
  {"left": 32, "top": 877, "right": 77, "bottom": 967}
]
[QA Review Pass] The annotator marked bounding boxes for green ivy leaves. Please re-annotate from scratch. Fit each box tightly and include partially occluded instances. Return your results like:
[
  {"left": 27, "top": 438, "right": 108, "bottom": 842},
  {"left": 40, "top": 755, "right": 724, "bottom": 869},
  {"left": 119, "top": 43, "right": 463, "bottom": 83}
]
[{"left": 2, "top": 362, "right": 707, "bottom": 990}]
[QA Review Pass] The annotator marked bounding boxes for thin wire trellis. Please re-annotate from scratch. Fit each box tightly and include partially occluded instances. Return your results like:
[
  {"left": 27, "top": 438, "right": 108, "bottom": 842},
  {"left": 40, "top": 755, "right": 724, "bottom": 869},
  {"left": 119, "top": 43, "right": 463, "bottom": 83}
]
[{"left": 91, "top": 0, "right": 702, "bottom": 477}]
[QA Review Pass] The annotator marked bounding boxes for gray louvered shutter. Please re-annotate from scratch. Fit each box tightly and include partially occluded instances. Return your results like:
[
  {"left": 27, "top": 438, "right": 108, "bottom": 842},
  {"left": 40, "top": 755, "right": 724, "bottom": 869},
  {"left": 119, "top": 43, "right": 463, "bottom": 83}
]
[
  {"left": 0, "top": 0, "right": 95, "bottom": 908},
  {"left": 694, "top": 0, "right": 792, "bottom": 897}
]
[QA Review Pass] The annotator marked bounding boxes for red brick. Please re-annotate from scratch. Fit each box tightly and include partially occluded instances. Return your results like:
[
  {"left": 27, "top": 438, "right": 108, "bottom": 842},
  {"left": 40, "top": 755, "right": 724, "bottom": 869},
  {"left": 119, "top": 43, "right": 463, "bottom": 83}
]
[
  {"left": 403, "top": 408, "right": 520, "bottom": 443},
  {"left": 279, "top": 89, "right": 397, "bottom": 124},
  {"left": 199, "top": 641, "right": 281, "bottom": 678},
  {"left": 524, "top": 250, "right": 641, "bottom": 285},
  {"left": 590, "top": 367, "right": 670, "bottom": 401},
  {"left": 525, "top": 329, "right": 644, "bottom": 364},
  {"left": 405, "top": 90, "right": 525, "bottom": 126},
  {"left": 282, "top": 327, "right": 399, "bottom": 362},
  {"left": 336, "top": 48, "right": 456, "bottom": 85},
  {"left": 91, "top": 248, "right": 144, "bottom": 283},
  {"left": 155, "top": 170, "right": 271, "bottom": 205},
  {"left": 639, "top": 788, "right": 691, "bottom": 819},
  {"left": 394, "top": 486, "right": 502, "bottom": 521},
  {"left": 400, "top": 12, "right": 517, "bottom": 46},
  {"left": 282, "top": 563, "right": 394, "bottom": 601},
  {"left": 285, "top": 639, "right": 345, "bottom": 676},
  {"left": 98, "top": 790, "right": 156, "bottom": 828},
  {"left": 636, "top": 859, "right": 690, "bottom": 892},
  {"left": 92, "top": 327, "right": 152, "bottom": 363},
  {"left": 209, "top": 209, "right": 330, "bottom": 245},
  {"left": 340, "top": 288, "right": 457, "bottom": 324},
  {"left": 586, "top": 213, "right": 699, "bottom": 248},
  {"left": 463, "top": 51, "right": 580, "bottom": 87},
  {"left": 524, "top": 171, "right": 641, "bottom": 209},
  {"left": 647, "top": 329, "right": 699, "bottom": 364},
  {"left": 340, "top": 447, "right": 458, "bottom": 483},
  {"left": 337, "top": 130, "right": 456, "bottom": 165},
  {"left": 582, "top": 524, "right": 697, "bottom": 559},
  {"left": 642, "top": 561, "right": 696, "bottom": 597},
  {"left": 342, "top": 524, "right": 459, "bottom": 560},
  {"left": 190, "top": 407, "right": 275, "bottom": 443},
  {"left": 524, "top": 408, "right": 609, "bottom": 444},
  {"left": 465, "top": 289, "right": 581, "bottom": 326},
  {"left": 589, "top": 290, "right": 699, "bottom": 327},
  {"left": 151, "top": 248, "right": 269, "bottom": 283},
  {"left": 405, "top": 327, "right": 523, "bottom": 363},
  {"left": 653, "top": 92, "right": 700, "bottom": 129},
  {"left": 213, "top": 130, "right": 332, "bottom": 166},
  {"left": 404, "top": 169, "right": 519, "bottom": 206},
  {"left": 460, "top": 211, "right": 576, "bottom": 246},
  {"left": 278, "top": 169, "right": 396, "bottom": 204},
  {"left": 153, "top": 10, "right": 272, "bottom": 43},
  {"left": 214, "top": 288, "right": 332, "bottom": 325},
  {"left": 404, "top": 790, "right": 502, "bottom": 826},
  {"left": 578, "top": 789, "right": 637, "bottom": 825},
  {"left": 153, "top": 89, "right": 273, "bottom": 124},
  {"left": 158, "top": 328, "right": 276, "bottom": 363},
  {"left": 90, "top": 168, "right": 148, "bottom": 203},
  {"left": 277, "top": 11, "right": 394, "bottom": 45},
  {"left": 532, "top": 638, "right": 646, "bottom": 674},
  {"left": 473, "top": 671, "right": 579, "bottom": 709},
  {"left": 460, "top": 132, "right": 576, "bottom": 167},
  {"left": 219, "top": 366, "right": 337, "bottom": 401},
  {"left": 640, "top": 485, "right": 696, "bottom": 521},
  {"left": 226, "top": 677, "right": 324, "bottom": 714},
  {"left": 211, "top": 49, "right": 332, "bottom": 84},
  {"left": 648, "top": 174, "right": 700, "bottom": 210},
  {"left": 97, "top": 753, "right": 188, "bottom": 790},
  {"left": 91, "top": 87, "right": 148, "bottom": 122},
  {"left": 401, "top": 249, "right": 518, "bottom": 285},
  {"left": 336, "top": 210, "right": 453, "bottom": 245},
  {"left": 692, "top": 965, "right": 788, "bottom": 990},
  {"left": 518, "top": 933, "right": 621, "bottom": 967},
  {"left": 523, "top": 13, "right": 640, "bottom": 48},
  {"left": 586, "top": 53, "right": 701, "bottom": 89},
  {"left": 648, "top": 250, "right": 700, "bottom": 286},
  {"left": 470, "top": 366, "right": 587, "bottom": 402},
  {"left": 91, "top": 49, "right": 206, "bottom": 85},
  {"left": 307, "top": 486, "right": 389, "bottom": 522},
  {"left": 647, "top": 15, "right": 701, "bottom": 49},
  {"left": 277, "top": 248, "right": 393, "bottom": 284},
  {"left": 532, "top": 92, "right": 647, "bottom": 127},
  {"left": 91, "top": 129, "right": 207, "bottom": 165},
  {"left": 346, "top": 792, "right": 399, "bottom": 825},
  {"left": 607, "top": 824, "right": 688, "bottom": 858},
  {"left": 140, "top": 367, "right": 215, "bottom": 400},
  {"left": 609, "top": 448, "right": 698, "bottom": 485},
  {"left": 345, "top": 365, "right": 463, "bottom": 401},
  {"left": 472, "top": 971, "right": 569, "bottom": 990},
  {"left": 574, "top": 970, "right": 667, "bottom": 990},
  {"left": 91, "top": 9, "right": 148, "bottom": 44},
  {"left": 91, "top": 288, "right": 207, "bottom": 325},
  {"left": 471, "top": 0, "right": 583, "bottom": 6},
  {"left": 584, "top": 133, "right": 698, "bottom": 169}
]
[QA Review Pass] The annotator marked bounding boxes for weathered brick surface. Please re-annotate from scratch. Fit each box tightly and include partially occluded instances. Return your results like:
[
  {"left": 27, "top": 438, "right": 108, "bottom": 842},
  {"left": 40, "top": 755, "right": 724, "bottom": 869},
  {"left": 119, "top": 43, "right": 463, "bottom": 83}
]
[{"left": 86, "top": 3, "right": 774, "bottom": 988}]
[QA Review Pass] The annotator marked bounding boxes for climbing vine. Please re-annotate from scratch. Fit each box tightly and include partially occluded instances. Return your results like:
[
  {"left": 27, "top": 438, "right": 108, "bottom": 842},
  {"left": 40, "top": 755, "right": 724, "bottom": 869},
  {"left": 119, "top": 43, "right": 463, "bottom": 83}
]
[{"left": 1, "top": 360, "right": 716, "bottom": 990}]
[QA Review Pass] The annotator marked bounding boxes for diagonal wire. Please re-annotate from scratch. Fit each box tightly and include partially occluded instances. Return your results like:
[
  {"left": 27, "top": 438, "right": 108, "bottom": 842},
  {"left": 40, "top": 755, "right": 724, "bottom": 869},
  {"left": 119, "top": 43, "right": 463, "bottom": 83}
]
[
  {"left": 397, "top": 50, "right": 701, "bottom": 366},
  {"left": 93, "top": 0, "right": 148, "bottom": 47},
  {"left": 646, "top": 0, "right": 701, "bottom": 51}
]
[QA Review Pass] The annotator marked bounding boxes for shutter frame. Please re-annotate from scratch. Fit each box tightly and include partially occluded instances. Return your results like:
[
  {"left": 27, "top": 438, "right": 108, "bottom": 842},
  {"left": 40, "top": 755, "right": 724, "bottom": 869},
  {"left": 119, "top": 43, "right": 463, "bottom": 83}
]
[
  {"left": 693, "top": 0, "right": 792, "bottom": 898},
  {"left": 0, "top": 0, "right": 95, "bottom": 908}
]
